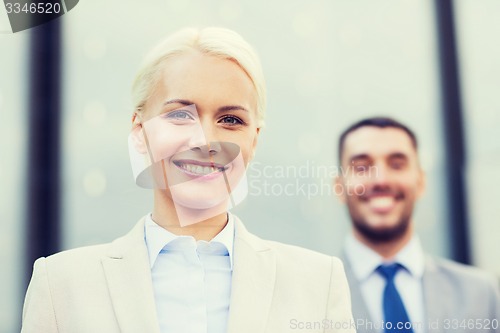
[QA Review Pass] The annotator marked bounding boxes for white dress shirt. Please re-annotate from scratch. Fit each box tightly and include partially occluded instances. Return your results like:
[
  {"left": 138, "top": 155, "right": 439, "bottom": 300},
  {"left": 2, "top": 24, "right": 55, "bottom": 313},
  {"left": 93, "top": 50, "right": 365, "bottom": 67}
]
[
  {"left": 345, "top": 235, "right": 426, "bottom": 333},
  {"left": 145, "top": 213, "right": 234, "bottom": 333}
]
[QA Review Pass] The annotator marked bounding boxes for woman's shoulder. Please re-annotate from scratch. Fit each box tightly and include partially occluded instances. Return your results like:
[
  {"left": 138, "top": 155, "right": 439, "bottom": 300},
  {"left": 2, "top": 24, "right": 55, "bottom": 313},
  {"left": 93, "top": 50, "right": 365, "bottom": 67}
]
[
  {"left": 39, "top": 217, "right": 147, "bottom": 268},
  {"left": 37, "top": 242, "right": 111, "bottom": 269}
]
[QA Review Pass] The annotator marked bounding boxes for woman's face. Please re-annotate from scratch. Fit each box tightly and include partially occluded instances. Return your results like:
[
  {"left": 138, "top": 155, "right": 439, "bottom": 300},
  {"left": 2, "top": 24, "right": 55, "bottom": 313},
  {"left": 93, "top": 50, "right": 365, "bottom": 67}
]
[{"left": 132, "top": 51, "right": 259, "bottom": 212}]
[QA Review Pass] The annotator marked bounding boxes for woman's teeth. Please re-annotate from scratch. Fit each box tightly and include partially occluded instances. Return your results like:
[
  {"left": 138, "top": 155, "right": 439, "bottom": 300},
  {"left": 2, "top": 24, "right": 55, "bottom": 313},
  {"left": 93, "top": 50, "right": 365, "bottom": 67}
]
[{"left": 179, "top": 163, "right": 223, "bottom": 175}]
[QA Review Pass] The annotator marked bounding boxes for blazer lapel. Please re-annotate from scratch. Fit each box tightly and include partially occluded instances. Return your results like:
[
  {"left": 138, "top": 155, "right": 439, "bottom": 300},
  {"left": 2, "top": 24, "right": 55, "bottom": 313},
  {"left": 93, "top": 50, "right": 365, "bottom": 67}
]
[
  {"left": 226, "top": 217, "right": 276, "bottom": 333},
  {"left": 340, "top": 252, "right": 372, "bottom": 333},
  {"left": 423, "top": 257, "right": 453, "bottom": 333},
  {"left": 101, "top": 218, "right": 161, "bottom": 333}
]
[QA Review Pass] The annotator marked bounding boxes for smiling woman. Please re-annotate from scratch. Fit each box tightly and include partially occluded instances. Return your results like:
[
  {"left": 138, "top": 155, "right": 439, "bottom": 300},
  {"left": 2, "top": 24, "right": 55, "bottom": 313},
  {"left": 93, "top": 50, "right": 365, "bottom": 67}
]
[
  {"left": 21, "top": 27, "right": 355, "bottom": 333},
  {"left": 129, "top": 40, "right": 259, "bottom": 227}
]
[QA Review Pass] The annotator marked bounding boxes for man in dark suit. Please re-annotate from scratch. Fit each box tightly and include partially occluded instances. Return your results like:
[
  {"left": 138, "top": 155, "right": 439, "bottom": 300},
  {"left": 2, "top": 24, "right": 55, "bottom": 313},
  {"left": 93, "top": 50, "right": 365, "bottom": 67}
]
[{"left": 335, "top": 117, "right": 500, "bottom": 333}]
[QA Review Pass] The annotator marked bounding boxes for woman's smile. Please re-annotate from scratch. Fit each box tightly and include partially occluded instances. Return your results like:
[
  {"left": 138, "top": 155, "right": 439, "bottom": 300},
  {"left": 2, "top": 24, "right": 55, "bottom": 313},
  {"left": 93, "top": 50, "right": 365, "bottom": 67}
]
[{"left": 173, "top": 158, "right": 230, "bottom": 180}]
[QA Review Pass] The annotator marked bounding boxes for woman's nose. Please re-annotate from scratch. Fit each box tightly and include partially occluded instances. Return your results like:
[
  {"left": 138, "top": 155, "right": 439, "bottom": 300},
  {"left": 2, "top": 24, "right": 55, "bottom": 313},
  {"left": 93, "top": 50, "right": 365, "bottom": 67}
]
[
  {"left": 207, "top": 141, "right": 221, "bottom": 155},
  {"left": 188, "top": 122, "right": 208, "bottom": 149},
  {"left": 188, "top": 121, "right": 221, "bottom": 155}
]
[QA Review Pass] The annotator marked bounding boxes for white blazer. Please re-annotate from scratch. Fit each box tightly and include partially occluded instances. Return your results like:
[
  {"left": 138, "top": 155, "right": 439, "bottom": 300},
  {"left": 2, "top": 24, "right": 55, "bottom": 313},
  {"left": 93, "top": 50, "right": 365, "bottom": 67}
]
[{"left": 22, "top": 216, "right": 356, "bottom": 333}]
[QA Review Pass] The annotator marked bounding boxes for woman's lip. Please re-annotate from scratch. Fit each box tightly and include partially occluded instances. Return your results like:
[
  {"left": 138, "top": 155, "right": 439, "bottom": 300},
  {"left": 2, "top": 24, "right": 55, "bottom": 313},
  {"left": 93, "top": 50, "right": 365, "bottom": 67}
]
[
  {"left": 173, "top": 159, "right": 227, "bottom": 169},
  {"left": 173, "top": 160, "right": 231, "bottom": 180}
]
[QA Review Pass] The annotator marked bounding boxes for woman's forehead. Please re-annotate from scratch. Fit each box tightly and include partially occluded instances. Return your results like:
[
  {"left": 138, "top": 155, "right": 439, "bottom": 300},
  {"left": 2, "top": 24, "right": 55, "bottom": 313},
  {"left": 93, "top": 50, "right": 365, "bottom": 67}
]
[{"left": 145, "top": 53, "right": 257, "bottom": 111}]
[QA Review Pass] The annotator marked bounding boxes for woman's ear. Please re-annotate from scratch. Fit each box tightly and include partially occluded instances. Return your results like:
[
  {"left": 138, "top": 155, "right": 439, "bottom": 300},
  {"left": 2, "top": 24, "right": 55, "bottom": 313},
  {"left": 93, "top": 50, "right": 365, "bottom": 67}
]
[{"left": 131, "top": 112, "right": 147, "bottom": 154}]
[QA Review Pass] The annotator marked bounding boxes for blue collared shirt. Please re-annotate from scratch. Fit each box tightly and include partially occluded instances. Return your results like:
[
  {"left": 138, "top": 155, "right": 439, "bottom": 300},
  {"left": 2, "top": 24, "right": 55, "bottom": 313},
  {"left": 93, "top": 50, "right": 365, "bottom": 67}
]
[
  {"left": 145, "top": 213, "right": 234, "bottom": 333},
  {"left": 345, "top": 235, "right": 426, "bottom": 333}
]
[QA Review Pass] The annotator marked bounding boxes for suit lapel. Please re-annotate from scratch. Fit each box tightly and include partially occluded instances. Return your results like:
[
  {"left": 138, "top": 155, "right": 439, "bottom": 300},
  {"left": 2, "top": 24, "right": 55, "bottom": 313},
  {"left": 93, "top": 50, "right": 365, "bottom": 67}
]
[
  {"left": 226, "top": 217, "right": 276, "bottom": 333},
  {"left": 423, "top": 257, "right": 452, "bottom": 333},
  {"left": 101, "top": 218, "right": 161, "bottom": 333},
  {"left": 340, "top": 252, "right": 372, "bottom": 333}
]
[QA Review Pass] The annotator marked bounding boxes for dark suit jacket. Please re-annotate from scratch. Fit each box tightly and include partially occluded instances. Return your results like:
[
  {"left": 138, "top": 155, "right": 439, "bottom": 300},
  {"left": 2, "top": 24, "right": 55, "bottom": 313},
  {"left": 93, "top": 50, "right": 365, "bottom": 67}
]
[{"left": 342, "top": 253, "right": 500, "bottom": 333}]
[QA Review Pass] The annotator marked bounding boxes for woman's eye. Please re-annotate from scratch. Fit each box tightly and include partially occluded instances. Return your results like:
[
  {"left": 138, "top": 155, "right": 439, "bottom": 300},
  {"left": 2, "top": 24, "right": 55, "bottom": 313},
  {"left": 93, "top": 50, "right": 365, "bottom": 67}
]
[
  {"left": 165, "top": 110, "right": 194, "bottom": 120},
  {"left": 219, "top": 115, "right": 244, "bottom": 125}
]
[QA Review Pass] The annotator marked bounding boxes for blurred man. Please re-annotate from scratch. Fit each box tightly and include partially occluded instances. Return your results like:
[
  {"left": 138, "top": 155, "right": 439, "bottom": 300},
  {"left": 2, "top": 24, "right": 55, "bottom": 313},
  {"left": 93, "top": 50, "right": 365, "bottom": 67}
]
[{"left": 335, "top": 117, "right": 500, "bottom": 333}]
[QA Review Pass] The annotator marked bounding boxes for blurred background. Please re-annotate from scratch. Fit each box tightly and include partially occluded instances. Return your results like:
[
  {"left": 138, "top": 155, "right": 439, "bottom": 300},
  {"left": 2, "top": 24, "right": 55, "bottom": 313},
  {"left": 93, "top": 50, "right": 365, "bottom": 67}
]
[{"left": 1, "top": 0, "right": 499, "bottom": 331}]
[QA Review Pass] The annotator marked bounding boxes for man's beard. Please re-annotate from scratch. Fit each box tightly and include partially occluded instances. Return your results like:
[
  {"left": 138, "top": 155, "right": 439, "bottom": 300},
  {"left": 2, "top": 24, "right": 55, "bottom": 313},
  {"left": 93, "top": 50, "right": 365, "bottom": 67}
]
[
  {"left": 352, "top": 216, "right": 411, "bottom": 243},
  {"left": 347, "top": 202, "right": 413, "bottom": 243}
]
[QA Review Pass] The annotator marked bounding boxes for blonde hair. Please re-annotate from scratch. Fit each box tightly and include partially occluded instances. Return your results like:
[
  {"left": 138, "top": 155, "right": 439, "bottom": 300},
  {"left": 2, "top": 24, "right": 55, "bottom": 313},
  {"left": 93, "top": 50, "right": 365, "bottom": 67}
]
[{"left": 132, "top": 27, "right": 266, "bottom": 128}]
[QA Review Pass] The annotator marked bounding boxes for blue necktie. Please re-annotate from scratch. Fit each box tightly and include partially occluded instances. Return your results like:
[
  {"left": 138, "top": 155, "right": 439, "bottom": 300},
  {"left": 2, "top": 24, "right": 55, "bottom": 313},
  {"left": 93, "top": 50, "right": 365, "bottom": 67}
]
[{"left": 378, "top": 263, "right": 414, "bottom": 333}]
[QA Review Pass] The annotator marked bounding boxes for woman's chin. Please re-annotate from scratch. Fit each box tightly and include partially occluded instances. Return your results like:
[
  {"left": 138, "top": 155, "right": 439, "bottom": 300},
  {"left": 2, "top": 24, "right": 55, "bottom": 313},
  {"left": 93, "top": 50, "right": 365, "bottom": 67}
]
[
  {"left": 170, "top": 189, "right": 231, "bottom": 211},
  {"left": 170, "top": 193, "right": 230, "bottom": 226}
]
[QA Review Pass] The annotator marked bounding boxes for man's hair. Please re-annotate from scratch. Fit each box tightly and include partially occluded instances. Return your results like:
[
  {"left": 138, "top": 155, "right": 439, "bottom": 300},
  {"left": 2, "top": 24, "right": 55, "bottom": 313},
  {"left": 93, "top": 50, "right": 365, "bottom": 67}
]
[
  {"left": 338, "top": 117, "right": 418, "bottom": 163},
  {"left": 132, "top": 27, "right": 266, "bottom": 128}
]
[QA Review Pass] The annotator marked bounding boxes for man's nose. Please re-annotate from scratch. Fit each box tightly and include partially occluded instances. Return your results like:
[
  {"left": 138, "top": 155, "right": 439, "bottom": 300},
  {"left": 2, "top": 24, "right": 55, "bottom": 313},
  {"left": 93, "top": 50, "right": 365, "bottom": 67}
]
[{"left": 370, "top": 164, "right": 390, "bottom": 184}]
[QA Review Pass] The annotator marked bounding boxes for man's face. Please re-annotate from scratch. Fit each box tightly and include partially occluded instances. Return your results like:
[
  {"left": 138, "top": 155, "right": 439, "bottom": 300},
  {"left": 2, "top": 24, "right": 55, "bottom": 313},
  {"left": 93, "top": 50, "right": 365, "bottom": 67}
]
[{"left": 337, "top": 126, "right": 425, "bottom": 243}]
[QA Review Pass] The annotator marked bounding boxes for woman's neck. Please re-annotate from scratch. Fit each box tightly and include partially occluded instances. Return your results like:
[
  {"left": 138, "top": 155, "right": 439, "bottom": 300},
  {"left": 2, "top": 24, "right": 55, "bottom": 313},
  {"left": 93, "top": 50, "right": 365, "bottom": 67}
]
[{"left": 152, "top": 190, "right": 229, "bottom": 241}]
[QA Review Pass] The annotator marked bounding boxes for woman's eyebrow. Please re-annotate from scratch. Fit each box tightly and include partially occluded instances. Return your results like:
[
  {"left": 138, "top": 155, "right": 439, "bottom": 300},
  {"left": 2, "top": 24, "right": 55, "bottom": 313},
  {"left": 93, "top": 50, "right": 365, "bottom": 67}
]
[
  {"left": 162, "top": 100, "right": 248, "bottom": 113},
  {"left": 218, "top": 105, "right": 248, "bottom": 113},
  {"left": 163, "top": 99, "right": 193, "bottom": 106}
]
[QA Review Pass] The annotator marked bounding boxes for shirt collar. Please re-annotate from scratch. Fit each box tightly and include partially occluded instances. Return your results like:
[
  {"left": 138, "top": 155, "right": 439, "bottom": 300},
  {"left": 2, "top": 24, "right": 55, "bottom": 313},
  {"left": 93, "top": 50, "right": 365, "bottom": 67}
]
[
  {"left": 394, "top": 235, "right": 425, "bottom": 277},
  {"left": 144, "top": 213, "right": 235, "bottom": 269},
  {"left": 345, "top": 233, "right": 425, "bottom": 281}
]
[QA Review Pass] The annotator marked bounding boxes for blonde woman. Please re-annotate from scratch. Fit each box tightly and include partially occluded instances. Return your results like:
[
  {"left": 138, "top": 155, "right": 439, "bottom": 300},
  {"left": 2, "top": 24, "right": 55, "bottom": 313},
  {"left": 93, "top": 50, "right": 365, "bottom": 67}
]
[{"left": 22, "top": 27, "right": 355, "bottom": 333}]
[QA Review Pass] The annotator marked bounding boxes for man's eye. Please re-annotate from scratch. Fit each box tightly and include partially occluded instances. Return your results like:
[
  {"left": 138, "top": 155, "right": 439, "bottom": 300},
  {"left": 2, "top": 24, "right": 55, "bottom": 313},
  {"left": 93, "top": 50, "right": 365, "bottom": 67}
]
[
  {"left": 219, "top": 115, "right": 244, "bottom": 125},
  {"left": 166, "top": 110, "right": 194, "bottom": 120},
  {"left": 354, "top": 165, "right": 369, "bottom": 172},
  {"left": 390, "top": 160, "right": 406, "bottom": 169}
]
